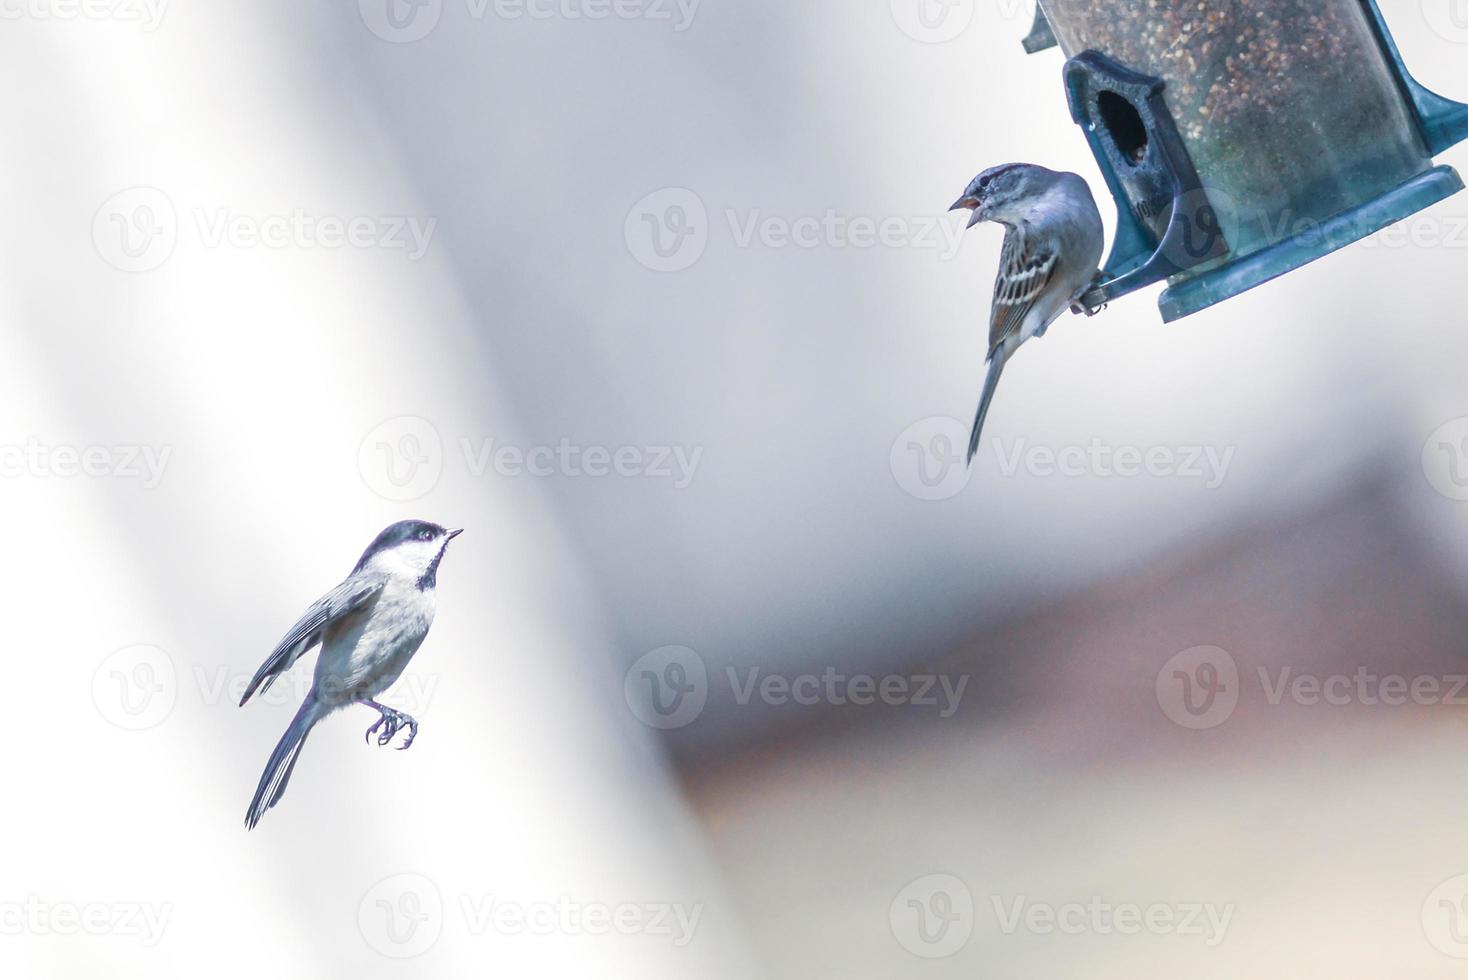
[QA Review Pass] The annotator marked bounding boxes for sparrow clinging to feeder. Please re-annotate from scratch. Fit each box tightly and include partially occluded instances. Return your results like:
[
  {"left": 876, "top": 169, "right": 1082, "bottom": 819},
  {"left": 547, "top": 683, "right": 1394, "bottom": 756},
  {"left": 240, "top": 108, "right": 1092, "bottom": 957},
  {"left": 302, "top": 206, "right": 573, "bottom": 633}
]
[{"left": 951, "top": 163, "right": 1105, "bottom": 466}]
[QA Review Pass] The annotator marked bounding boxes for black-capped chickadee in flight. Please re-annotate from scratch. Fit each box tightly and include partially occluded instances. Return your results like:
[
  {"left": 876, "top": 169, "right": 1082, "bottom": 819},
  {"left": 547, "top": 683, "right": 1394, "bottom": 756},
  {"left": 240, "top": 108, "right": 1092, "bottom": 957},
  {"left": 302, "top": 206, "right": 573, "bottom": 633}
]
[{"left": 240, "top": 520, "right": 463, "bottom": 830}]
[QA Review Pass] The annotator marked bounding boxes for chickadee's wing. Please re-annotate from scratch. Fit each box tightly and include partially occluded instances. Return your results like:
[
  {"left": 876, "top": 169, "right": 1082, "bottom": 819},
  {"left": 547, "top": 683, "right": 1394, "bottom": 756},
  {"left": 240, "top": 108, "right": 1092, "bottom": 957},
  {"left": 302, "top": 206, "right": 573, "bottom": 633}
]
[
  {"left": 989, "top": 221, "right": 1058, "bottom": 357},
  {"left": 238, "top": 577, "right": 385, "bottom": 706}
]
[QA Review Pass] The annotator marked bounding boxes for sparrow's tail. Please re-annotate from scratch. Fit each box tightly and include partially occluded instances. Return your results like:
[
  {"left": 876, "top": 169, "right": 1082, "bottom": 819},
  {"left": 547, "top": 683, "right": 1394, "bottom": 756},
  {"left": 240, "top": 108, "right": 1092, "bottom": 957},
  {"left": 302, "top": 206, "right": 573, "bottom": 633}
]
[
  {"left": 968, "top": 353, "right": 1007, "bottom": 466},
  {"left": 245, "top": 694, "right": 325, "bottom": 830}
]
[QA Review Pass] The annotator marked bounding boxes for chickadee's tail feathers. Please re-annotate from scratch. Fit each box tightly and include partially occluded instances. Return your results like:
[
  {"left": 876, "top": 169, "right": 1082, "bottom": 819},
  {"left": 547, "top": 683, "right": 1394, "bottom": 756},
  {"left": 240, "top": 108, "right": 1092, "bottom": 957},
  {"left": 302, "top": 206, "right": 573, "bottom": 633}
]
[
  {"left": 968, "top": 353, "right": 1007, "bottom": 467},
  {"left": 245, "top": 694, "right": 324, "bottom": 830}
]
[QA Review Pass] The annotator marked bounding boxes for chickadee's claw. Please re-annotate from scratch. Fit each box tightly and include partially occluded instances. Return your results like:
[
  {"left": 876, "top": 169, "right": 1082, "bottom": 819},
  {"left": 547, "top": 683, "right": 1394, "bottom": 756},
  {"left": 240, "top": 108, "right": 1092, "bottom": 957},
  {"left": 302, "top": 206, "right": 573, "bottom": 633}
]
[
  {"left": 377, "top": 712, "right": 400, "bottom": 747},
  {"left": 397, "top": 717, "right": 419, "bottom": 751},
  {"left": 359, "top": 700, "right": 419, "bottom": 749}
]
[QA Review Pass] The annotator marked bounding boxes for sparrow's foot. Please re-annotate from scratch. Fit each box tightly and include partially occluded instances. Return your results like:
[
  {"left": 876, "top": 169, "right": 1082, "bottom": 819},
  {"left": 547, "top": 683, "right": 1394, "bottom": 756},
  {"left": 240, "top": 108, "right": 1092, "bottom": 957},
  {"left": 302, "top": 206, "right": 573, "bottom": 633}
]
[
  {"left": 360, "top": 700, "right": 418, "bottom": 750},
  {"left": 1074, "top": 278, "right": 1109, "bottom": 317}
]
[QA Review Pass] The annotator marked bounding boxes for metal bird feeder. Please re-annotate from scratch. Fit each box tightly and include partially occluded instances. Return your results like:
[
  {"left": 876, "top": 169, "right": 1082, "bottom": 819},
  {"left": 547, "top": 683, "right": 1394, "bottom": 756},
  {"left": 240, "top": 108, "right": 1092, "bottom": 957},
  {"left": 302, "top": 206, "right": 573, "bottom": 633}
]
[{"left": 1024, "top": 0, "right": 1468, "bottom": 321}]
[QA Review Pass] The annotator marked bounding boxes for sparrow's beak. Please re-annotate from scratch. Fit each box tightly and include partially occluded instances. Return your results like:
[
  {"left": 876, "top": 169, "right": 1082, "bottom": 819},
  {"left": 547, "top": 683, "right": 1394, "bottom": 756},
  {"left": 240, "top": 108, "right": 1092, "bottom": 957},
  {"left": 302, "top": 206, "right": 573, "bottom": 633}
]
[
  {"left": 445, "top": 528, "right": 464, "bottom": 541},
  {"left": 950, "top": 195, "right": 984, "bottom": 229}
]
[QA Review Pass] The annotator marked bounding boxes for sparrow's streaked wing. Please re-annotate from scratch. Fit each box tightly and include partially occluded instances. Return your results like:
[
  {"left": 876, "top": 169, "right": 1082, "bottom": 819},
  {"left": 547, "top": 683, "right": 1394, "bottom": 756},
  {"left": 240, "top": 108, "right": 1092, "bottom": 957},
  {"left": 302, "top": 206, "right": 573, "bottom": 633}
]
[
  {"left": 988, "top": 221, "right": 1058, "bottom": 356},
  {"left": 238, "top": 577, "right": 385, "bottom": 706}
]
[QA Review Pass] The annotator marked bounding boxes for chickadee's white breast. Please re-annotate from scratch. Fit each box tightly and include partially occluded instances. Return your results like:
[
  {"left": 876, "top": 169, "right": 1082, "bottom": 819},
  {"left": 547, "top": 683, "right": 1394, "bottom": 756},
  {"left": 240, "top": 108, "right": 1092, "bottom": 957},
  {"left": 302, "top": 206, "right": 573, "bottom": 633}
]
[{"left": 316, "top": 579, "right": 436, "bottom": 702}]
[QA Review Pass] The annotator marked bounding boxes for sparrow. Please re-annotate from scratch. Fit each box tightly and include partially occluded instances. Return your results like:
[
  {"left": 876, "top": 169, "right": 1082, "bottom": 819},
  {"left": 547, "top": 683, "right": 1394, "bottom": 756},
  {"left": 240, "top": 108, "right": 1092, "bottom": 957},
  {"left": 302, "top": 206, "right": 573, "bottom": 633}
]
[
  {"left": 951, "top": 163, "right": 1105, "bottom": 465},
  {"left": 239, "top": 520, "right": 462, "bottom": 829}
]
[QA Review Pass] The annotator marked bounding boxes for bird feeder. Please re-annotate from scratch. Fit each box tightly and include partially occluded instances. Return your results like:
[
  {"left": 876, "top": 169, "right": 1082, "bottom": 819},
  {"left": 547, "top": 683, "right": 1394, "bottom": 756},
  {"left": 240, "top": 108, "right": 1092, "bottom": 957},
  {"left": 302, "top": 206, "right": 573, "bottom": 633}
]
[{"left": 1024, "top": 0, "right": 1468, "bottom": 321}]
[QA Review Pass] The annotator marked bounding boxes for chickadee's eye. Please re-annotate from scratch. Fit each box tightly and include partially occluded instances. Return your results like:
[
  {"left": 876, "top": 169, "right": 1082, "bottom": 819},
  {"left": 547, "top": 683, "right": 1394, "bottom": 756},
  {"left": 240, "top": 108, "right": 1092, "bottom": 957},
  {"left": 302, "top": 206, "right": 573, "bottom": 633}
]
[{"left": 419, "top": 529, "right": 434, "bottom": 541}]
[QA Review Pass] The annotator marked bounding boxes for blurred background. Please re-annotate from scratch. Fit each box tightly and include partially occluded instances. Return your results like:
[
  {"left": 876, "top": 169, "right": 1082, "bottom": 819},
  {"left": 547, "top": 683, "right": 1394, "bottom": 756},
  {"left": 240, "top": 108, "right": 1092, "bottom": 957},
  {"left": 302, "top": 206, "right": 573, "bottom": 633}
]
[{"left": 3, "top": 0, "right": 1468, "bottom": 976}]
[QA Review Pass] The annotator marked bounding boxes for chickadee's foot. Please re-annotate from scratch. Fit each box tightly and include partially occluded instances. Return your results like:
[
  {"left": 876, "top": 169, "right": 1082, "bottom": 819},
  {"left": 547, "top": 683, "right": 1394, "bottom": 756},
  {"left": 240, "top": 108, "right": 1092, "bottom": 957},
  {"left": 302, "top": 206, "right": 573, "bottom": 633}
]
[
  {"left": 361, "top": 700, "right": 418, "bottom": 750},
  {"left": 396, "top": 715, "right": 419, "bottom": 751}
]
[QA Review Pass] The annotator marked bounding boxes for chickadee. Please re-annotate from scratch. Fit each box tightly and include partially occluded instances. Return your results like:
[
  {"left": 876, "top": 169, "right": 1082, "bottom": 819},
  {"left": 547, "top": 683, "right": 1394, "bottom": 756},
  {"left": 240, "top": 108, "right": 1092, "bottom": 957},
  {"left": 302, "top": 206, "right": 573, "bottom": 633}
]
[
  {"left": 239, "top": 520, "right": 463, "bottom": 830},
  {"left": 950, "top": 163, "right": 1104, "bottom": 465}
]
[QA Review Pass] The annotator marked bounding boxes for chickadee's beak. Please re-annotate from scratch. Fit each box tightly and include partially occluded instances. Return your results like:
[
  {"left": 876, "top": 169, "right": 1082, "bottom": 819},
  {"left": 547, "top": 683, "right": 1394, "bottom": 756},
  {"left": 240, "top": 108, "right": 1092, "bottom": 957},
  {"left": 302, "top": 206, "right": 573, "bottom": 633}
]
[
  {"left": 445, "top": 528, "right": 464, "bottom": 541},
  {"left": 950, "top": 195, "right": 983, "bottom": 228}
]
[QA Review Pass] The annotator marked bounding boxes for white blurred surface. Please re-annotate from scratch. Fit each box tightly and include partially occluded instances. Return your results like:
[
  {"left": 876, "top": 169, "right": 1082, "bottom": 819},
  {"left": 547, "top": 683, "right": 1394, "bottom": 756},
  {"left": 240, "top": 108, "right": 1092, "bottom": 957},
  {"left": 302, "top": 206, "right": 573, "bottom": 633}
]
[{"left": 1, "top": 0, "right": 1466, "bottom": 975}]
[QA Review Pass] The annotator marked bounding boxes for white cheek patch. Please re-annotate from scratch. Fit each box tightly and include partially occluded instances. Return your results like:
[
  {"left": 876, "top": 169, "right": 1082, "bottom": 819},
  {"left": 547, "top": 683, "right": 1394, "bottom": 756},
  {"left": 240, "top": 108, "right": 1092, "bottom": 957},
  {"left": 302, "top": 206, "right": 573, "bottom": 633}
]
[{"left": 369, "top": 541, "right": 437, "bottom": 576}]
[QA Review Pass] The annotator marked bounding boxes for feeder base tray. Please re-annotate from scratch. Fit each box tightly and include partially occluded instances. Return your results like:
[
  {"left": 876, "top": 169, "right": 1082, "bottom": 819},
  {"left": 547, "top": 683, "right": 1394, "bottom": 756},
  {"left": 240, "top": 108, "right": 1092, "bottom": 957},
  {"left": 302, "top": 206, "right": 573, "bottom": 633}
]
[{"left": 1159, "top": 165, "right": 1465, "bottom": 322}]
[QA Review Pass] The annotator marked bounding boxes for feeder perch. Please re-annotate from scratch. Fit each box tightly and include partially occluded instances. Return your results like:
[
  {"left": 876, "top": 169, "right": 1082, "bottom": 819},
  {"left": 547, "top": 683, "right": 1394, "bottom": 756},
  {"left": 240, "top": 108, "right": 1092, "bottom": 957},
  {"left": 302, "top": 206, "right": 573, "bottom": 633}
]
[{"left": 1025, "top": 0, "right": 1468, "bottom": 322}]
